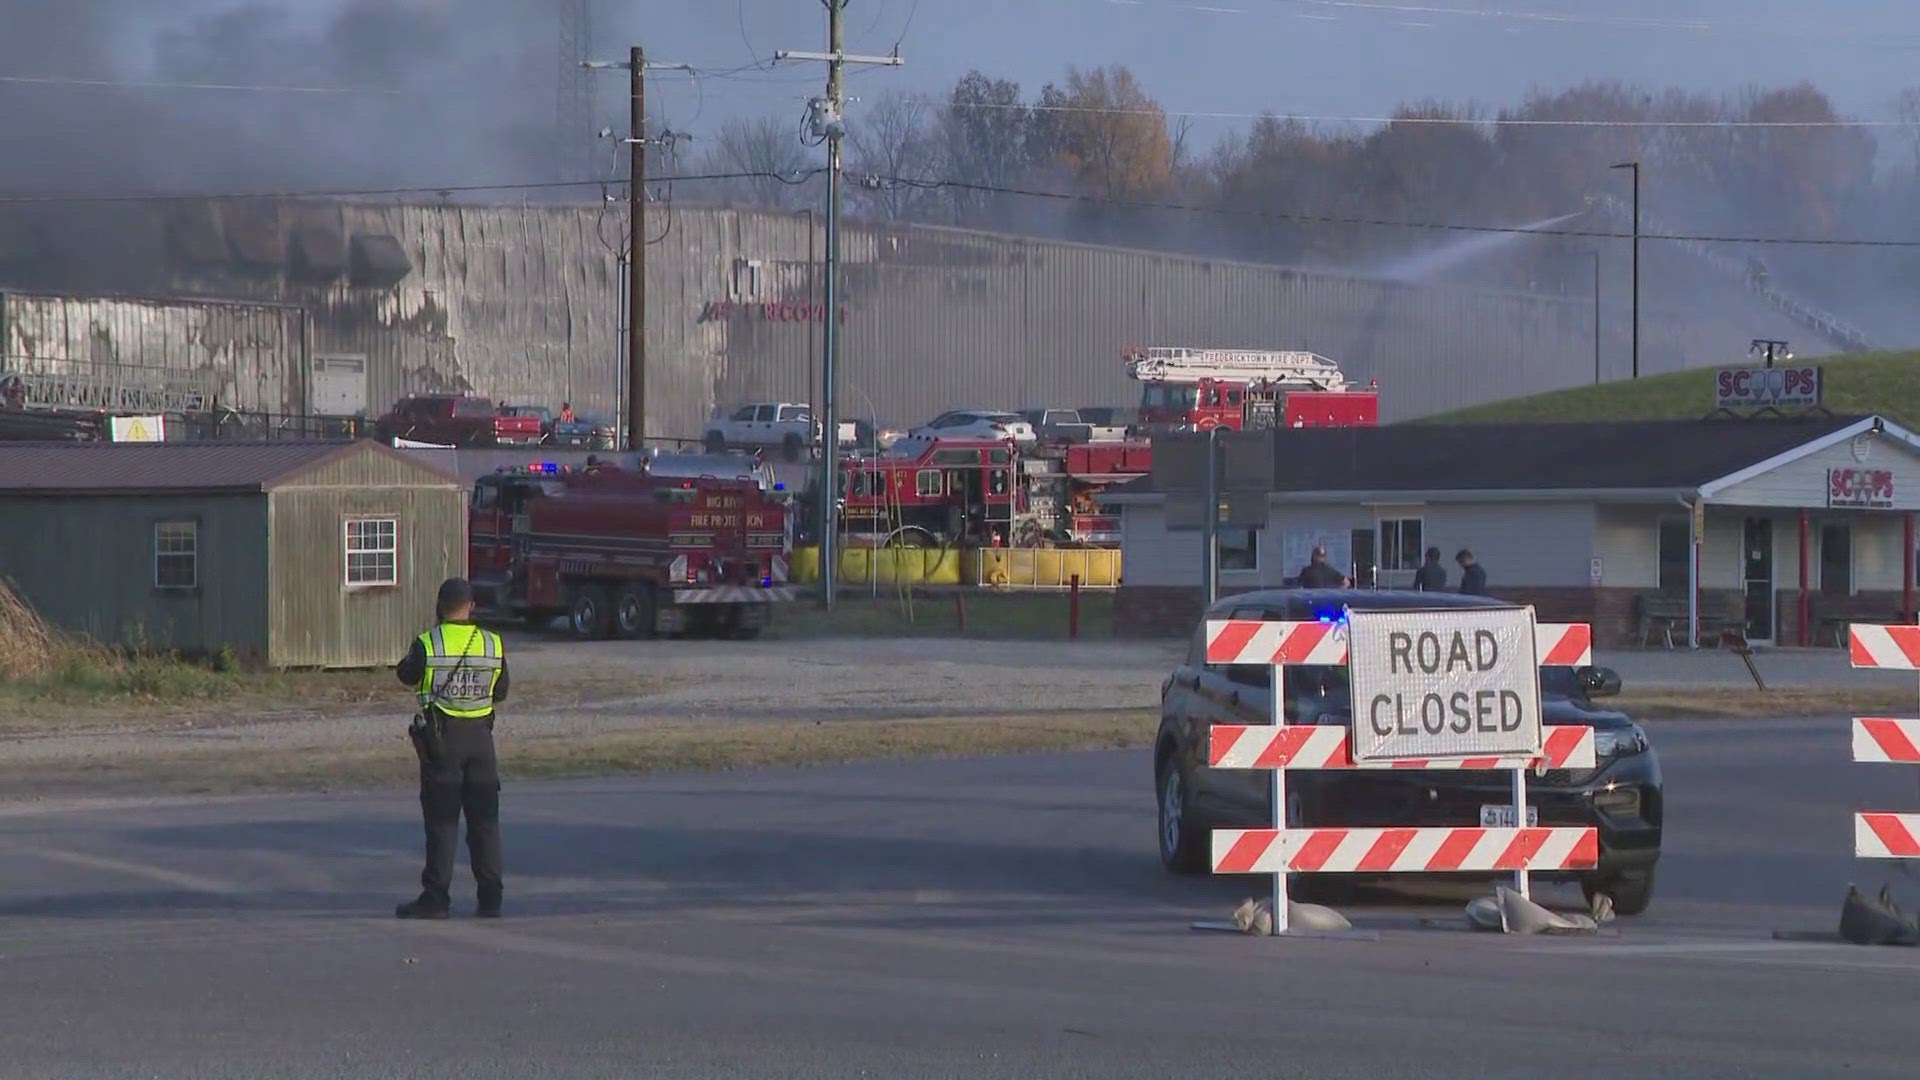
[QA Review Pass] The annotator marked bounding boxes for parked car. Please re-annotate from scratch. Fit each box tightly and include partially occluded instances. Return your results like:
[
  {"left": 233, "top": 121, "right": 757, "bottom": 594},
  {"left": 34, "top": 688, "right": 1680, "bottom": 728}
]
[
  {"left": 1016, "top": 408, "right": 1131, "bottom": 444},
  {"left": 552, "top": 412, "right": 616, "bottom": 449},
  {"left": 1153, "top": 588, "right": 1662, "bottom": 914},
  {"left": 910, "top": 409, "right": 1038, "bottom": 445},
  {"left": 704, "top": 402, "right": 854, "bottom": 458},
  {"left": 376, "top": 395, "right": 544, "bottom": 447}
]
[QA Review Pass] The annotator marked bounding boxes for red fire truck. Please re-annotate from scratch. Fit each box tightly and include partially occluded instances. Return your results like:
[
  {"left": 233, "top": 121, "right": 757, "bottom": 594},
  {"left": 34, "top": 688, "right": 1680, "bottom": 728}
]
[
  {"left": 469, "top": 462, "right": 793, "bottom": 640},
  {"left": 1124, "top": 345, "right": 1378, "bottom": 431},
  {"left": 837, "top": 437, "right": 1152, "bottom": 547}
]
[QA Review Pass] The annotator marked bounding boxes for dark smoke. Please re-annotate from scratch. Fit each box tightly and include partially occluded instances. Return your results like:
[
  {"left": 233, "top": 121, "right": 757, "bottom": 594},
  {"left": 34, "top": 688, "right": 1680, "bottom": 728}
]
[{"left": 0, "top": 0, "right": 578, "bottom": 197}]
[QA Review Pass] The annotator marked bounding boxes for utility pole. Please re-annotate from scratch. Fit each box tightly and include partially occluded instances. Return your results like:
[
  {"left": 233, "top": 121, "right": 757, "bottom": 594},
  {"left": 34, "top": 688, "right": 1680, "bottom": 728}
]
[
  {"left": 777, "top": 3, "right": 902, "bottom": 610},
  {"left": 583, "top": 49, "right": 693, "bottom": 452},
  {"left": 1611, "top": 161, "right": 1641, "bottom": 379},
  {"left": 627, "top": 44, "right": 645, "bottom": 451}
]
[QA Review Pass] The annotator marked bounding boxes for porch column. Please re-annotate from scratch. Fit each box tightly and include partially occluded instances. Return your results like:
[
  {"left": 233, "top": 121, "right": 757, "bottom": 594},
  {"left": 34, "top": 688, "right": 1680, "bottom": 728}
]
[
  {"left": 1689, "top": 499, "right": 1702, "bottom": 649},
  {"left": 1906, "top": 513, "right": 1915, "bottom": 623},
  {"left": 1798, "top": 510, "right": 1809, "bottom": 647}
]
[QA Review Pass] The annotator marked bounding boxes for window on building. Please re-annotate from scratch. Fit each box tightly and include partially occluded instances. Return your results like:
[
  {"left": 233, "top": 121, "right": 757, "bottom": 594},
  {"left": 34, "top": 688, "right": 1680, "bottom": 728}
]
[
  {"left": 1658, "top": 518, "right": 1691, "bottom": 594},
  {"left": 1821, "top": 523, "right": 1853, "bottom": 597},
  {"left": 153, "top": 521, "right": 197, "bottom": 589},
  {"left": 346, "top": 518, "right": 399, "bottom": 587},
  {"left": 1378, "top": 518, "right": 1423, "bottom": 571},
  {"left": 1219, "top": 528, "right": 1260, "bottom": 571}
]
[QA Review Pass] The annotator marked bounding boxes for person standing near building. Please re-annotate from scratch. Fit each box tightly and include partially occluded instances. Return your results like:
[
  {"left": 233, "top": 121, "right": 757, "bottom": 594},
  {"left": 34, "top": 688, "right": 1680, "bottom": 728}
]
[
  {"left": 1297, "top": 545, "right": 1347, "bottom": 589},
  {"left": 1456, "top": 549, "right": 1489, "bottom": 596},
  {"left": 1414, "top": 547, "right": 1448, "bottom": 592},
  {"left": 394, "top": 578, "right": 509, "bottom": 920}
]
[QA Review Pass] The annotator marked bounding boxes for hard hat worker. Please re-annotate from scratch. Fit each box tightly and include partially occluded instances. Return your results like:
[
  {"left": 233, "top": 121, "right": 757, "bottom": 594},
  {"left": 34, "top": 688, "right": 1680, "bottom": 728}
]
[{"left": 393, "top": 577, "right": 510, "bottom": 919}]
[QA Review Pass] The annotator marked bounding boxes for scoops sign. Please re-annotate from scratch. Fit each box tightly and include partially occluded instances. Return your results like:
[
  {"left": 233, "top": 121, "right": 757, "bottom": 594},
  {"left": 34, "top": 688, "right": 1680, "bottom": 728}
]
[
  {"left": 1830, "top": 468, "right": 1895, "bottom": 509},
  {"left": 1715, "top": 366, "right": 1822, "bottom": 411}
]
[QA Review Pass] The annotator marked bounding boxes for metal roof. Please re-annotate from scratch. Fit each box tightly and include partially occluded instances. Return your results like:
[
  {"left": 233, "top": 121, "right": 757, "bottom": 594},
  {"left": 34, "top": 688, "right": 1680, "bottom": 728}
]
[
  {"left": 1111, "top": 416, "right": 1884, "bottom": 500},
  {"left": 0, "top": 439, "right": 454, "bottom": 494}
]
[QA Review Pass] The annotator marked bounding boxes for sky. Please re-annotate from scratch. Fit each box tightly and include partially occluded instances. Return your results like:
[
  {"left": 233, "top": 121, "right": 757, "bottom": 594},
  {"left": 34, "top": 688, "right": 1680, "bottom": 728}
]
[
  {"left": 625, "top": 0, "right": 1920, "bottom": 153},
  {"left": 0, "top": 0, "right": 1914, "bottom": 196}
]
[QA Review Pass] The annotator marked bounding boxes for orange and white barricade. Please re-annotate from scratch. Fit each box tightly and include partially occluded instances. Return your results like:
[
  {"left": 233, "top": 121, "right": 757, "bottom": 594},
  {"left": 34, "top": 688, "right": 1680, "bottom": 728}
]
[
  {"left": 1204, "top": 613, "right": 1598, "bottom": 935},
  {"left": 1846, "top": 625, "right": 1920, "bottom": 859}
]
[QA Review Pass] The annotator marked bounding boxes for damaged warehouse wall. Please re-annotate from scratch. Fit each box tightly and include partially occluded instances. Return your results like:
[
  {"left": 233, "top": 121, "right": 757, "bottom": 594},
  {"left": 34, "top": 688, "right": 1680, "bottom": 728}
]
[{"left": 0, "top": 200, "right": 1809, "bottom": 437}]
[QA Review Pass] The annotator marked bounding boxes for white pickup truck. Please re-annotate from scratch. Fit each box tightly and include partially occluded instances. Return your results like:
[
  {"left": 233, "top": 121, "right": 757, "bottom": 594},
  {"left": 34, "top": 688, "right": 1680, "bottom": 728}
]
[
  {"left": 1018, "top": 408, "right": 1132, "bottom": 444},
  {"left": 703, "top": 402, "right": 855, "bottom": 458}
]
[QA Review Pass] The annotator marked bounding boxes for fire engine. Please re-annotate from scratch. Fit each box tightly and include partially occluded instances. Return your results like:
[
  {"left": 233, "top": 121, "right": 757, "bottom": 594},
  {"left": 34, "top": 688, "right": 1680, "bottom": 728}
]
[
  {"left": 1124, "top": 345, "right": 1379, "bottom": 431},
  {"left": 837, "top": 437, "right": 1151, "bottom": 547},
  {"left": 469, "top": 461, "right": 793, "bottom": 640}
]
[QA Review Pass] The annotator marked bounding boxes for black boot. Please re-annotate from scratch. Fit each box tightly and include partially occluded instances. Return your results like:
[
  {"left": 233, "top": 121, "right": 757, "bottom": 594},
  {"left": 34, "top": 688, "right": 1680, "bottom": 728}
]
[
  {"left": 476, "top": 890, "right": 503, "bottom": 919},
  {"left": 395, "top": 894, "right": 450, "bottom": 920}
]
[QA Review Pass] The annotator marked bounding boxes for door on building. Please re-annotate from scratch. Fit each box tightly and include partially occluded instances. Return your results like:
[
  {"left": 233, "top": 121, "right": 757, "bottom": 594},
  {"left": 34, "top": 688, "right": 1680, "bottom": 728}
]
[
  {"left": 1743, "top": 517, "right": 1774, "bottom": 642},
  {"left": 1350, "top": 528, "right": 1376, "bottom": 589}
]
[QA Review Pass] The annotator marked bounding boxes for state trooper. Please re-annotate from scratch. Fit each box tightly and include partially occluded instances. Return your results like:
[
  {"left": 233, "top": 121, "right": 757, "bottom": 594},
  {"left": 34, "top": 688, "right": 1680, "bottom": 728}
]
[{"left": 394, "top": 577, "right": 509, "bottom": 919}]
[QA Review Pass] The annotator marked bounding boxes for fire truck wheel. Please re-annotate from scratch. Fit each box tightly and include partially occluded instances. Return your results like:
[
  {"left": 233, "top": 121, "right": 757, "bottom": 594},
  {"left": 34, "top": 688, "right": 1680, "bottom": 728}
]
[
  {"left": 568, "top": 585, "right": 614, "bottom": 640},
  {"left": 614, "top": 585, "right": 657, "bottom": 639}
]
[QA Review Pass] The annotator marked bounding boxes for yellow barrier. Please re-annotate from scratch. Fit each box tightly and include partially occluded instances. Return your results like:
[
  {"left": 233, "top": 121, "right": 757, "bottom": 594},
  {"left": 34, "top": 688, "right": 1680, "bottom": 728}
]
[
  {"left": 971, "top": 548, "right": 1121, "bottom": 589},
  {"left": 788, "top": 545, "right": 963, "bottom": 586},
  {"left": 788, "top": 545, "right": 1120, "bottom": 589}
]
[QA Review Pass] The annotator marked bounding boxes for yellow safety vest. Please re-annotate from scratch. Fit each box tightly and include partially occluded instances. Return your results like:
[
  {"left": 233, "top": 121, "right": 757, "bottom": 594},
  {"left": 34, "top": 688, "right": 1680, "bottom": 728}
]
[{"left": 416, "top": 623, "right": 504, "bottom": 718}]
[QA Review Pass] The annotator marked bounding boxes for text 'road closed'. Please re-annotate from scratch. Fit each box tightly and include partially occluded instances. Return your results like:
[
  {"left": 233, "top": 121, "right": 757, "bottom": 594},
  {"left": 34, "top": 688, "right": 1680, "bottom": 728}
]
[{"left": 1346, "top": 608, "right": 1543, "bottom": 763}]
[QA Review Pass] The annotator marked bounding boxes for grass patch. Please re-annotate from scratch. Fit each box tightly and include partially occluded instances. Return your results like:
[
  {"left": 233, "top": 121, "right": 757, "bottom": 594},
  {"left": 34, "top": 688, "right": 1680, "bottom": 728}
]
[
  {"left": 1617, "top": 686, "right": 1910, "bottom": 720},
  {"left": 767, "top": 589, "right": 1115, "bottom": 641},
  {"left": 0, "top": 710, "right": 1159, "bottom": 795},
  {"left": 1428, "top": 349, "right": 1920, "bottom": 426}
]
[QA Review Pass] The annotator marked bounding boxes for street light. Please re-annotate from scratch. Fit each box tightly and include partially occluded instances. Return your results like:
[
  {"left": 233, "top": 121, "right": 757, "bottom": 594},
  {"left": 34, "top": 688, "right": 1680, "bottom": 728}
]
[
  {"left": 1610, "top": 162, "right": 1641, "bottom": 379},
  {"left": 1751, "top": 339, "right": 1792, "bottom": 368},
  {"left": 1586, "top": 250, "right": 1601, "bottom": 385}
]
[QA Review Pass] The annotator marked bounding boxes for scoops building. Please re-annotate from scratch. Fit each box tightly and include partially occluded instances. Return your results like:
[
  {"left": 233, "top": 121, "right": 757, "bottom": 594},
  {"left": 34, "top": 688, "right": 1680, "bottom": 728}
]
[{"left": 1104, "top": 415, "right": 1920, "bottom": 648}]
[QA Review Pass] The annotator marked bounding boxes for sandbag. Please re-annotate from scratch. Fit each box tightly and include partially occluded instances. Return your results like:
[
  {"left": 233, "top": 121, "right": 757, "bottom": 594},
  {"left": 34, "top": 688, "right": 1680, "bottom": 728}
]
[
  {"left": 1466, "top": 885, "right": 1614, "bottom": 935},
  {"left": 1839, "top": 884, "right": 1920, "bottom": 946},
  {"left": 1231, "top": 897, "right": 1353, "bottom": 935}
]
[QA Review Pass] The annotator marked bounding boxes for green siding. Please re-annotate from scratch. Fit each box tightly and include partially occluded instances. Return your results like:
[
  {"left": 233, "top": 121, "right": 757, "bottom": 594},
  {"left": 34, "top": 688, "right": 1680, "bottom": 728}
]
[
  {"left": 267, "top": 483, "right": 466, "bottom": 668},
  {"left": 0, "top": 494, "right": 269, "bottom": 655}
]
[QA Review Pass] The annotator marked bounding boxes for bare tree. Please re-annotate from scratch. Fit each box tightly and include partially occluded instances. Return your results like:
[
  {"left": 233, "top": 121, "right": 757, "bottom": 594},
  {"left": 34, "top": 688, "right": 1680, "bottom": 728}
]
[
  {"left": 846, "top": 91, "right": 945, "bottom": 221},
  {"left": 697, "top": 117, "right": 820, "bottom": 210}
]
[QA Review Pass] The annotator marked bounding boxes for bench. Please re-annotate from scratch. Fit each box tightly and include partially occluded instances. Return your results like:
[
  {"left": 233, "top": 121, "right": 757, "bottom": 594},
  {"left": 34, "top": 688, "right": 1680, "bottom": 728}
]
[{"left": 1636, "top": 592, "right": 1741, "bottom": 648}]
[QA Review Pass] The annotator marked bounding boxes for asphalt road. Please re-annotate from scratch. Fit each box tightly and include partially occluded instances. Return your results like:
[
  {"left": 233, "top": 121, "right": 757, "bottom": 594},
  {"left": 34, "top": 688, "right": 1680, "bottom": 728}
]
[{"left": 0, "top": 719, "right": 1917, "bottom": 1079}]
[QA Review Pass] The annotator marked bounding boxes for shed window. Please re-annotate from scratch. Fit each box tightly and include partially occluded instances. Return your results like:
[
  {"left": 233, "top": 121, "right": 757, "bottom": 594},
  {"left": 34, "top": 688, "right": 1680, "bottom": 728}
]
[
  {"left": 154, "top": 521, "right": 197, "bottom": 589},
  {"left": 346, "top": 518, "right": 399, "bottom": 586}
]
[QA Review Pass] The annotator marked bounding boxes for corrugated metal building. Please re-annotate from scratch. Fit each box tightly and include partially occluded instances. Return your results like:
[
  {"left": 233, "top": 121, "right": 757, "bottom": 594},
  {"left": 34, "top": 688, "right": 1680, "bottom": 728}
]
[
  {"left": 0, "top": 200, "right": 1816, "bottom": 441},
  {"left": 0, "top": 440, "right": 464, "bottom": 667}
]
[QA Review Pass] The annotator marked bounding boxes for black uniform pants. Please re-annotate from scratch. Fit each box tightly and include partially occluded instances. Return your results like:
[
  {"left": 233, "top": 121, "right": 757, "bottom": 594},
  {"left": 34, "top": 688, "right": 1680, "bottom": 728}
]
[{"left": 418, "top": 716, "right": 502, "bottom": 907}]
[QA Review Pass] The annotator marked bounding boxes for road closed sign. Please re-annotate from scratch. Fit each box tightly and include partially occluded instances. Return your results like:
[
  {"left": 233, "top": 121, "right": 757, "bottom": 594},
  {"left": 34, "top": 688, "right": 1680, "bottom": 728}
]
[{"left": 1346, "top": 607, "right": 1543, "bottom": 764}]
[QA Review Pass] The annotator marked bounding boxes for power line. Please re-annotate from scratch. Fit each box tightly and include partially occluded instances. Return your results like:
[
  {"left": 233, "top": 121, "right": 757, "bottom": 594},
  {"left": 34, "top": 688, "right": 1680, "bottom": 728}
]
[
  {"left": 914, "top": 97, "right": 1920, "bottom": 129},
  {"left": 867, "top": 175, "right": 1920, "bottom": 248}
]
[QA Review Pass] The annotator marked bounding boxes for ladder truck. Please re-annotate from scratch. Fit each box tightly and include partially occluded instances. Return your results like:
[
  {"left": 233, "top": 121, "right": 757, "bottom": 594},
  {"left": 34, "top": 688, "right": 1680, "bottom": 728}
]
[{"left": 1123, "top": 345, "right": 1379, "bottom": 432}]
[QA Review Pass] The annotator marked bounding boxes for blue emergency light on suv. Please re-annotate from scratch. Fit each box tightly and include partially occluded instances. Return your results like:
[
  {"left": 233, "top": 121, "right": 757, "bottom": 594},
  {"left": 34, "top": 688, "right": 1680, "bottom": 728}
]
[{"left": 1152, "top": 589, "right": 1662, "bottom": 915}]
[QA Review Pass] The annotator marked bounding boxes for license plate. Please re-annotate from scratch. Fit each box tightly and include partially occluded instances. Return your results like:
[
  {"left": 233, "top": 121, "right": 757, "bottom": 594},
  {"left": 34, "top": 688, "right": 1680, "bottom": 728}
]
[{"left": 1479, "top": 804, "right": 1539, "bottom": 828}]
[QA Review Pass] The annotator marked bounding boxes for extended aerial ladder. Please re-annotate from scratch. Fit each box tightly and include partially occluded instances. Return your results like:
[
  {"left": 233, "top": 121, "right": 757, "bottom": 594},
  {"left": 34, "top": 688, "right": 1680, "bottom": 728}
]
[{"left": 1122, "top": 345, "right": 1352, "bottom": 391}]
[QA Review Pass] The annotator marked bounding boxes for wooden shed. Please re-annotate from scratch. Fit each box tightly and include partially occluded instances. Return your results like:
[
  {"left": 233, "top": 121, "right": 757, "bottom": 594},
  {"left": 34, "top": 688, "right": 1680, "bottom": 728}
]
[{"left": 0, "top": 440, "right": 466, "bottom": 667}]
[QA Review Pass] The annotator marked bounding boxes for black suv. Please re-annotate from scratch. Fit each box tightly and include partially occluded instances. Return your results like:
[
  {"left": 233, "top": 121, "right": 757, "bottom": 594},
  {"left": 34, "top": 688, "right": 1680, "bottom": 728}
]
[{"left": 1154, "top": 589, "right": 1663, "bottom": 914}]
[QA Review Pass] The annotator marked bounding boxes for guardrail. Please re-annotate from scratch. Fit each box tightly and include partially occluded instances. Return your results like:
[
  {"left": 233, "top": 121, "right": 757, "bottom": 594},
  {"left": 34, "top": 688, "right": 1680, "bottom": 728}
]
[{"left": 1202, "top": 614, "right": 1598, "bottom": 935}]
